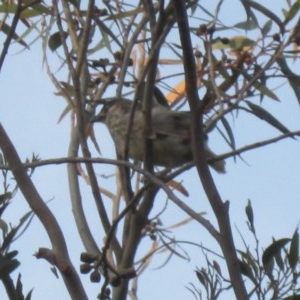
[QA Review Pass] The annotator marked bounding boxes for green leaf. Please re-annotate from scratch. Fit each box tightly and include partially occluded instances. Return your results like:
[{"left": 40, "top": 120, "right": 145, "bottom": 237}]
[
  {"left": 252, "top": 64, "right": 267, "bottom": 102},
  {"left": 242, "top": 71, "right": 279, "bottom": 101},
  {"left": 25, "top": 289, "right": 33, "bottom": 300},
  {"left": 94, "top": 19, "right": 122, "bottom": 50},
  {"left": 27, "top": 2, "right": 52, "bottom": 15},
  {"left": 0, "top": 256, "right": 20, "bottom": 278},
  {"left": 254, "top": 82, "right": 279, "bottom": 101},
  {"left": 12, "top": 210, "right": 34, "bottom": 242},
  {"left": 0, "top": 219, "right": 8, "bottom": 235},
  {"left": 274, "top": 248, "right": 285, "bottom": 271},
  {"left": 106, "top": 7, "right": 144, "bottom": 20},
  {"left": 238, "top": 250, "right": 259, "bottom": 279},
  {"left": 262, "top": 238, "right": 290, "bottom": 272},
  {"left": 15, "top": 272, "right": 33, "bottom": 299},
  {"left": 261, "top": 19, "right": 272, "bottom": 36},
  {"left": 219, "top": 116, "right": 236, "bottom": 151},
  {"left": 0, "top": 3, "right": 51, "bottom": 17},
  {"left": 167, "top": 43, "right": 184, "bottom": 59},
  {"left": 0, "top": 22, "right": 28, "bottom": 48},
  {"left": 16, "top": 273, "right": 24, "bottom": 299},
  {"left": 284, "top": 0, "right": 300, "bottom": 24},
  {"left": 288, "top": 229, "right": 299, "bottom": 270},
  {"left": 0, "top": 192, "right": 11, "bottom": 204},
  {"left": 276, "top": 56, "right": 300, "bottom": 107},
  {"left": 48, "top": 31, "right": 68, "bottom": 51},
  {"left": 245, "top": 101, "right": 292, "bottom": 135},
  {"left": 246, "top": 0, "right": 284, "bottom": 33},
  {"left": 198, "top": 4, "right": 215, "bottom": 19},
  {"left": 233, "top": 20, "right": 258, "bottom": 30},
  {"left": 1, "top": 228, "right": 17, "bottom": 251},
  {"left": 239, "top": 0, "right": 259, "bottom": 28},
  {"left": 195, "top": 269, "right": 208, "bottom": 287},
  {"left": 238, "top": 259, "right": 255, "bottom": 282},
  {"left": 5, "top": 250, "right": 18, "bottom": 260},
  {"left": 245, "top": 199, "right": 254, "bottom": 231}
]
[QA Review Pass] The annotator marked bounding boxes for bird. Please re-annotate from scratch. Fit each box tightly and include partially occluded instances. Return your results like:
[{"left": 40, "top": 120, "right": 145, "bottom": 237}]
[{"left": 91, "top": 98, "right": 226, "bottom": 173}]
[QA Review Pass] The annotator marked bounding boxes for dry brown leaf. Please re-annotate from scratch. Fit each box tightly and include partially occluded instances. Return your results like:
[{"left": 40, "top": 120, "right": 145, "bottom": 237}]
[{"left": 167, "top": 179, "right": 189, "bottom": 197}]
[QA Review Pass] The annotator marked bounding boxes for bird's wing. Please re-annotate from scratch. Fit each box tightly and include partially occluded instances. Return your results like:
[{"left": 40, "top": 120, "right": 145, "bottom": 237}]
[{"left": 151, "top": 109, "right": 191, "bottom": 139}]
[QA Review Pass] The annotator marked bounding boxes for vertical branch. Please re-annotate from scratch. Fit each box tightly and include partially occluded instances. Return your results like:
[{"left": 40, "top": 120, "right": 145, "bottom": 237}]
[
  {"left": 54, "top": 1, "right": 122, "bottom": 257},
  {"left": 171, "top": 1, "right": 248, "bottom": 299},
  {"left": 113, "top": 3, "right": 177, "bottom": 300},
  {"left": 116, "top": 15, "right": 149, "bottom": 98},
  {"left": 61, "top": 0, "right": 79, "bottom": 51},
  {"left": 138, "top": 0, "right": 175, "bottom": 215},
  {"left": 141, "top": 0, "right": 157, "bottom": 174},
  {"left": 114, "top": 15, "right": 149, "bottom": 210},
  {"left": 67, "top": 117, "right": 100, "bottom": 255},
  {"left": 74, "top": 0, "right": 94, "bottom": 75}
]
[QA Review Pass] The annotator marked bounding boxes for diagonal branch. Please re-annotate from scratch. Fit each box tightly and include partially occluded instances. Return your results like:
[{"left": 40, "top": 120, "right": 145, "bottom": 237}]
[
  {"left": 0, "top": 122, "right": 88, "bottom": 299},
  {"left": 217, "top": 130, "right": 300, "bottom": 162}
]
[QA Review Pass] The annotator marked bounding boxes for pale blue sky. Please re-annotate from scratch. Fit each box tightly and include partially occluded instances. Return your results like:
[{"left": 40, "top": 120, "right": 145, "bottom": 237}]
[{"left": 0, "top": 1, "right": 300, "bottom": 299}]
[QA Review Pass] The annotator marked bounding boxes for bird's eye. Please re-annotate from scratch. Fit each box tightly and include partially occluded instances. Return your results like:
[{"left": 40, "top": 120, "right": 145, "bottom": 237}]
[{"left": 100, "top": 104, "right": 110, "bottom": 114}]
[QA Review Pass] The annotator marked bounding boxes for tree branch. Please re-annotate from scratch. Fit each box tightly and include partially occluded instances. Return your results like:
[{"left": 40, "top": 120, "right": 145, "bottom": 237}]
[
  {"left": 0, "top": 123, "right": 88, "bottom": 300},
  {"left": 67, "top": 117, "right": 100, "bottom": 255},
  {"left": 1, "top": 129, "right": 298, "bottom": 174},
  {"left": 218, "top": 130, "right": 300, "bottom": 162},
  {"left": 171, "top": 1, "right": 248, "bottom": 299}
]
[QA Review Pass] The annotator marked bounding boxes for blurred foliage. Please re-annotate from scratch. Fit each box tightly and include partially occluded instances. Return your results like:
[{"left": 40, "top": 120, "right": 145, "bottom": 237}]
[
  {"left": 191, "top": 200, "right": 300, "bottom": 299},
  {"left": 0, "top": 155, "right": 35, "bottom": 299}
]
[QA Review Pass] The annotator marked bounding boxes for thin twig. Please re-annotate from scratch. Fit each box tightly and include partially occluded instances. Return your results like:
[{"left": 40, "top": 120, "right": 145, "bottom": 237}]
[{"left": 218, "top": 130, "right": 300, "bottom": 162}]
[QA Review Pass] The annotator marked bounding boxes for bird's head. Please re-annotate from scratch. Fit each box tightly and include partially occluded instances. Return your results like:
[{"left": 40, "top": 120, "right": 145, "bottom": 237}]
[{"left": 90, "top": 98, "right": 120, "bottom": 123}]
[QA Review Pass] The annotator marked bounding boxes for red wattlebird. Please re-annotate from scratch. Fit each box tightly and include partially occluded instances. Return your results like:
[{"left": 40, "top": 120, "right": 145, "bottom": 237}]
[{"left": 92, "top": 98, "right": 226, "bottom": 173}]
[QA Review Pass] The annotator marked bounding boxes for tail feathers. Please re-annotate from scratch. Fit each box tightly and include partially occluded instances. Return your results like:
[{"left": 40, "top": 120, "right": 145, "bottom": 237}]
[
  {"left": 205, "top": 147, "right": 226, "bottom": 174},
  {"left": 209, "top": 158, "right": 226, "bottom": 174}
]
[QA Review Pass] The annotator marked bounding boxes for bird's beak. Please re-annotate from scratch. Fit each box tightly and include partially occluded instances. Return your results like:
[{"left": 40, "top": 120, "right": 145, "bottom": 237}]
[
  {"left": 90, "top": 110, "right": 105, "bottom": 123},
  {"left": 90, "top": 98, "right": 116, "bottom": 123}
]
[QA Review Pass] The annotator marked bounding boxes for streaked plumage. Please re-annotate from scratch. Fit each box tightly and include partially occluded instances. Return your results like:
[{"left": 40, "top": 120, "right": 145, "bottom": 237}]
[{"left": 92, "top": 99, "right": 225, "bottom": 173}]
